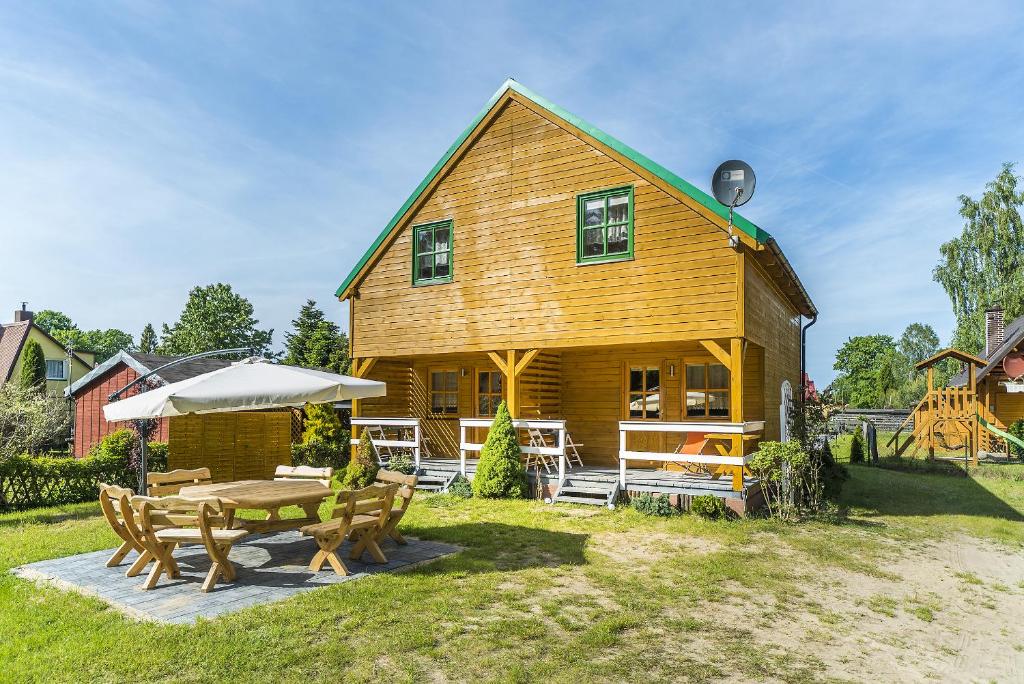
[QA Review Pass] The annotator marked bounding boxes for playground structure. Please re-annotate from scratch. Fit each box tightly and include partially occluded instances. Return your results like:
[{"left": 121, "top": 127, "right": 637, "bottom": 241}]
[{"left": 888, "top": 349, "right": 1019, "bottom": 464}]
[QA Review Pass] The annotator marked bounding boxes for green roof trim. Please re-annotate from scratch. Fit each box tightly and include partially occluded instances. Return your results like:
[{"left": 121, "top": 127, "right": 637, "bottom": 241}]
[{"left": 336, "top": 79, "right": 772, "bottom": 298}]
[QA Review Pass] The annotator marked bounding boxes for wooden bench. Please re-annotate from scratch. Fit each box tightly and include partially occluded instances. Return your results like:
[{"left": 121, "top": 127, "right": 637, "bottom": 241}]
[
  {"left": 350, "top": 471, "right": 418, "bottom": 556},
  {"left": 301, "top": 483, "right": 397, "bottom": 576},
  {"left": 131, "top": 495, "right": 249, "bottom": 592},
  {"left": 274, "top": 465, "right": 333, "bottom": 487},
  {"left": 147, "top": 468, "right": 212, "bottom": 496}
]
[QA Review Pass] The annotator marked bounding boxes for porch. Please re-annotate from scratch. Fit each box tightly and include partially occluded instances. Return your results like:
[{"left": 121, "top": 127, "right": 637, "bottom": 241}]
[{"left": 351, "top": 416, "right": 764, "bottom": 515}]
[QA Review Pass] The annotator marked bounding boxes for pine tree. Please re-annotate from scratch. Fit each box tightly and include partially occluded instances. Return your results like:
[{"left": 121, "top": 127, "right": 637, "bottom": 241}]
[
  {"left": 302, "top": 403, "right": 343, "bottom": 446},
  {"left": 283, "top": 299, "right": 349, "bottom": 373},
  {"left": 139, "top": 324, "right": 157, "bottom": 353},
  {"left": 472, "top": 401, "right": 527, "bottom": 498},
  {"left": 19, "top": 339, "right": 47, "bottom": 389}
]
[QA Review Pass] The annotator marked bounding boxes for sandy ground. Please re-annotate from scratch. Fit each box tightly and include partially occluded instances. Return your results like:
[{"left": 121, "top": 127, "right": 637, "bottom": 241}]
[{"left": 584, "top": 531, "right": 1024, "bottom": 683}]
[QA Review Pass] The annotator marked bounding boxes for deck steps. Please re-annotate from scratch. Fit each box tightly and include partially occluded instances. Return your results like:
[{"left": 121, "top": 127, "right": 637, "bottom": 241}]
[
  {"left": 552, "top": 478, "right": 617, "bottom": 507},
  {"left": 415, "top": 469, "right": 457, "bottom": 493}
]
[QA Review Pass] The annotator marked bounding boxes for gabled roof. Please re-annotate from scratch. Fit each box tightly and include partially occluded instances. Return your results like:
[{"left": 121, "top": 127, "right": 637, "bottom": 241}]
[
  {"left": 0, "top": 321, "right": 94, "bottom": 382},
  {"left": 916, "top": 348, "right": 987, "bottom": 371},
  {"left": 335, "top": 79, "right": 816, "bottom": 316},
  {"left": 948, "top": 314, "right": 1024, "bottom": 387},
  {"left": 0, "top": 322, "right": 31, "bottom": 382},
  {"left": 66, "top": 351, "right": 234, "bottom": 398}
]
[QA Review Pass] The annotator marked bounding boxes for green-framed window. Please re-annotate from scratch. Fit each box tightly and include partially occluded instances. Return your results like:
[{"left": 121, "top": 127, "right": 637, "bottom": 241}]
[
  {"left": 413, "top": 219, "right": 453, "bottom": 285},
  {"left": 576, "top": 186, "right": 633, "bottom": 264}
]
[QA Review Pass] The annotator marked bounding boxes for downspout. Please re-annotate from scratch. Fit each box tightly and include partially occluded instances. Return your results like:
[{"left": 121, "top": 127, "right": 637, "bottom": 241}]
[{"left": 800, "top": 314, "right": 818, "bottom": 410}]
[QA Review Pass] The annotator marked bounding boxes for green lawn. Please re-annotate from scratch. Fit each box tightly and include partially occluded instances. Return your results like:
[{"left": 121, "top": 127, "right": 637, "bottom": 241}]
[{"left": 3, "top": 466, "right": 1024, "bottom": 683}]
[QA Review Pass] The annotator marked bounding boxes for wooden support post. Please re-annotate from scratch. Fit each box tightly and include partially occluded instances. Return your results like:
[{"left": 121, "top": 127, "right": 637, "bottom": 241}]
[
  {"left": 490, "top": 349, "right": 540, "bottom": 420},
  {"left": 350, "top": 357, "right": 377, "bottom": 457},
  {"left": 969, "top": 361, "right": 979, "bottom": 467},
  {"left": 729, "top": 338, "right": 744, "bottom": 491}
]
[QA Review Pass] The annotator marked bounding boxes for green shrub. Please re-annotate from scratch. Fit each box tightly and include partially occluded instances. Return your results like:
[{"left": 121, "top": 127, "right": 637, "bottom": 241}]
[
  {"left": 386, "top": 452, "right": 416, "bottom": 475},
  {"left": 632, "top": 492, "right": 675, "bottom": 516},
  {"left": 146, "top": 441, "right": 168, "bottom": 473},
  {"left": 0, "top": 450, "right": 134, "bottom": 511},
  {"left": 302, "top": 403, "right": 344, "bottom": 446},
  {"left": 89, "top": 429, "right": 134, "bottom": 460},
  {"left": 690, "top": 494, "right": 727, "bottom": 519},
  {"left": 1009, "top": 419, "right": 1024, "bottom": 459},
  {"left": 291, "top": 440, "right": 346, "bottom": 470},
  {"left": 749, "top": 440, "right": 813, "bottom": 519},
  {"left": 447, "top": 474, "right": 473, "bottom": 498},
  {"left": 341, "top": 430, "right": 379, "bottom": 489},
  {"left": 849, "top": 430, "right": 865, "bottom": 463},
  {"left": 472, "top": 401, "right": 527, "bottom": 499},
  {"left": 19, "top": 339, "right": 46, "bottom": 388}
]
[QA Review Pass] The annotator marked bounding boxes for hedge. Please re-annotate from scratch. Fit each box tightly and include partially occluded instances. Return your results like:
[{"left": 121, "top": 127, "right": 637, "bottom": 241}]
[{"left": 0, "top": 431, "right": 169, "bottom": 512}]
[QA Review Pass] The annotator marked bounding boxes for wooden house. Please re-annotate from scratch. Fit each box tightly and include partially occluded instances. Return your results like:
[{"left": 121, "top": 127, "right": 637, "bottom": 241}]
[{"left": 336, "top": 80, "right": 816, "bottom": 510}]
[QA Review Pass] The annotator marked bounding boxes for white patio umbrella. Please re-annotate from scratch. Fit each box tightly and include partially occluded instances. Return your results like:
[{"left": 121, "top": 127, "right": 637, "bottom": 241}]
[{"left": 103, "top": 358, "right": 386, "bottom": 421}]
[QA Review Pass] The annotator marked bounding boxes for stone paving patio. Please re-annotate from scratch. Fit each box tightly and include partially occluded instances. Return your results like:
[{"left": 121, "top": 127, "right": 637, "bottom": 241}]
[{"left": 13, "top": 531, "right": 459, "bottom": 624}]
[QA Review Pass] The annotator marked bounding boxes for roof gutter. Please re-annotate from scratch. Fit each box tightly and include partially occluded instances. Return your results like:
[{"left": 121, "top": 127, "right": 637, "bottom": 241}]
[{"left": 765, "top": 237, "right": 817, "bottom": 317}]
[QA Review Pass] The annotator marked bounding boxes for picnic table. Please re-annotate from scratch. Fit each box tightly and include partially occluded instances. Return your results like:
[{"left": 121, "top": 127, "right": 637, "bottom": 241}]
[{"left": 179, "top": 479, "right": 333, "bottom": 533}]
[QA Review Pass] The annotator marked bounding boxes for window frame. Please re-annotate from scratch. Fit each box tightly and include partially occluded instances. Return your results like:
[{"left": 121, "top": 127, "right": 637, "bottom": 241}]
[
  {"left": 474, "top": 369, "right": 504, "bottom": 417},
  {"left": 45, "top": 359, "right": 66, "bottom": 381},
  {"left": 682, "top": 361, "right": 731, "bottom": 420},
  {"left": 625, "top": 363, "right": 661, "bottom": 421},
  {"left": 412, "top": 219, "right": 454, "bottom": 286},
  {"left": 428, "top": 368, "right": 460, "bottom": 417},
  {"left": 576, "top": 185, "right": 635, "bottom": 265}
]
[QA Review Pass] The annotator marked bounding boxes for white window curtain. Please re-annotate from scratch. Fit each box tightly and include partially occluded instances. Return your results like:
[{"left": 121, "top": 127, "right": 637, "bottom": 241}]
[{"left": 45, "top": 359, "right": 66, "bottom": 380}]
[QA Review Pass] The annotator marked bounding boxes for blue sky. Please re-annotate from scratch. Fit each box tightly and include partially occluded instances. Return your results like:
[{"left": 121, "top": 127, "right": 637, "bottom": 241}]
[{"left": 1, "top": 2, "right": 1022, "bottom": 384}]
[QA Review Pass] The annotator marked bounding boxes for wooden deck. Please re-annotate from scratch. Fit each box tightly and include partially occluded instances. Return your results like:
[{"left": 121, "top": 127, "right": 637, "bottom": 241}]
[{"left": 415, "top": 458, "right": 759, "bottom": 506}]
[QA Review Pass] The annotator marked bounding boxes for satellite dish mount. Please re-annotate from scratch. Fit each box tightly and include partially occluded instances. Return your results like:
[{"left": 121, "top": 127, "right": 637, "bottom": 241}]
[{"left": 711, "top": 160, "right": 756, "bottom": 248}]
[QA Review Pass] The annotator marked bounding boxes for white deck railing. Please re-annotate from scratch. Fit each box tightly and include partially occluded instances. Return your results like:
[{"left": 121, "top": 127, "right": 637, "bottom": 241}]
[
  {"left": 617, "top": 420, "right": 766, "bottom": 490},
  {"left": 459, "top": 418, "right": 567, "bottom": 479},
  {"left": 350, "top": 417, "right": 421, "bottom": 468}
]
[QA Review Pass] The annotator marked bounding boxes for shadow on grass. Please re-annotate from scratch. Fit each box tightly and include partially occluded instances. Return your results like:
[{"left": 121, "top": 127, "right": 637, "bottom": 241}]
[
  {"left": 0, "top": 505, "right": 99, "bottom": 528},
  {"left": 405, "top": 521, "right": 589, "bottom": 570},
  {"left": 841, "top": 464, "right": 1024, "bottom": 522}
]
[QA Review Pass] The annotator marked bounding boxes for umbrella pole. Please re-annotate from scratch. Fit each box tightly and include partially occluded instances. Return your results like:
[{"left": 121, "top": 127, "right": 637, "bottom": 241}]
[{"left": 139, "top": 435, "right": 148, "bottom": 495}]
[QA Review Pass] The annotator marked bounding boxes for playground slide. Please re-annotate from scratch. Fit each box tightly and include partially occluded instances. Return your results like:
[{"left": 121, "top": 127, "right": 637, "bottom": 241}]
[{"left": 978, "top": 414, "right": 1024, "bottom": 452}]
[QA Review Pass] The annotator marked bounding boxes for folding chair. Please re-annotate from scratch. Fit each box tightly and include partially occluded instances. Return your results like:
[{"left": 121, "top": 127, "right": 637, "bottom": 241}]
[
  {"left": 300, "top": 483, "right": 397, "bottom": 576},
  {"left": 525, "top": 428, "right": 557, "bottom": 473},
  {"left": 146, "top": 468, "right": 213, "bottom": 496},
  {"left": 564, "top": 431, "right": 584, "bottom": 468},
  {"left": 274, "top": 465, "right": 333, "bottom": 487},
  {"left": 364, "top": 425, "right": 394, "bottom": 465},
  {"left": 131, "top": 495, "right": 249, "bottom": 592},
  {"left": 667, "top": 433, "right": 716, "bottom": 475}
]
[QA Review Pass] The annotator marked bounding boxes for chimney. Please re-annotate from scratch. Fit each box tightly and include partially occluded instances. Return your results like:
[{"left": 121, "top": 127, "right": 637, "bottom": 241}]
[
  {"left": 13, "top": 302, "right": 33, "bottom": 323},
  {"left": 986, "top": 306, "right": 1005, "bottom": 357}
]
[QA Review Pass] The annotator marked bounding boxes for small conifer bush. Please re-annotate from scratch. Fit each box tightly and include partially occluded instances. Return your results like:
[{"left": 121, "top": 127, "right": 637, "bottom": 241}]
[
  {"left": 849, "top": 431, "right": 865, "bottom": 463},
  {"left": 19, "top": 339, "right": 47, "bottom": 388},
  {"left": 471, "top": 401, "right": 527, "bottom": 498},
  {"left": 1009, "top": 419, "right": 1024, "bottom": 459},
  {"left": 342, "top": 429, "right": 379, "bottom": 489}
]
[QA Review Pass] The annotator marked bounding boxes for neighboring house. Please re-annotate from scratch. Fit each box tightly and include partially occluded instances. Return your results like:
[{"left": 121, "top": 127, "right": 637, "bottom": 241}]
[
  {"left": 336, "top": 80, "right": 816, "bottom": 495},
  {"left": 950, "top": 306, "right": 1024, "bottom": 429},
  {"left": 66, "top": 351, "right": 233, "bottom": 456},
  {"left": 0, "top": 305, "right": 95, "bottom": 396}
]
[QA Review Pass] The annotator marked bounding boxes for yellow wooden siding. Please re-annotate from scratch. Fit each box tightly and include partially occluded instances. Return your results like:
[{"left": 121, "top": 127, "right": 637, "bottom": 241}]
[
  {"left": 993, "top": 387, "right": 1024, "bottom": 427},
  {"left": 743, "top": 260, "right": 801, "bottom": 441},
  {"left": 353, "top": 100, "right": 739, "bottom": 358},
  {"left": 167, "top": 412, "right": 290, "bottom": 482}
]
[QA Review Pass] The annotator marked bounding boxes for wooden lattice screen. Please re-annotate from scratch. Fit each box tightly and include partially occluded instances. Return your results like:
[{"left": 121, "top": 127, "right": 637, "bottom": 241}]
[{"left": 167, "top": 411, "right": 291, "bottom": 482}]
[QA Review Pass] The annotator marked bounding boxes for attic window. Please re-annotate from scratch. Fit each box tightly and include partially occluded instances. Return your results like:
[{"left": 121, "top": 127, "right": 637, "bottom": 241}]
[
  {"left": 412, "top": 220, "right": 453, "bottom": 285},
  {"left": 576, "top": 186, "right": 633, "bottom": 264},
  {"left": 45, "top": 359, "right": 66, "bottom": 381}
]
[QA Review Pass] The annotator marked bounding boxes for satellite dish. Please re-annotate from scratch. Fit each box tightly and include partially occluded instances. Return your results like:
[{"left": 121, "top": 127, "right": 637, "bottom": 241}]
[
  {"left": 1004, "top": 353, "right": 1024, "bottom": 381},
  {"left": 712, "top": 160, "right": 756, "bottom": 208}
]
